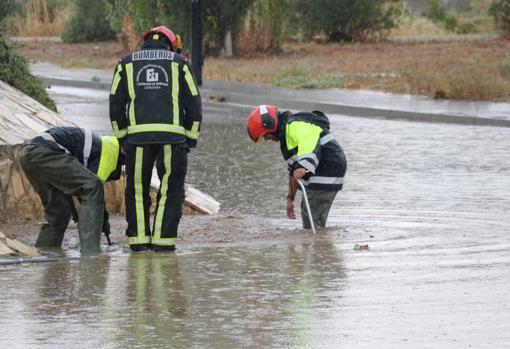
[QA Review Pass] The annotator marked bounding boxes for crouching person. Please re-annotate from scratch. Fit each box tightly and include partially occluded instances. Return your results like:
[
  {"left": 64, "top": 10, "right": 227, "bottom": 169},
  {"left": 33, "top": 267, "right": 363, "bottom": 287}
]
[{"left": 19, "top": 127, "right": 123, "bottom": 253}]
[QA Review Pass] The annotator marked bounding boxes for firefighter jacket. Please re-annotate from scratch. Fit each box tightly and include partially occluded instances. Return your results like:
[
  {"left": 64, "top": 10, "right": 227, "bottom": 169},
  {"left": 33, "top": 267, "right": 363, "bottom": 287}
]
[
  {"left": 276, "top": 111, "right": 347, "bottom": 191},
  {"left": 27, "top": 127, "right": 122, "bottom": 182},
  {"left": 109, "top": 40, "right": 202, "bottom": 146}
]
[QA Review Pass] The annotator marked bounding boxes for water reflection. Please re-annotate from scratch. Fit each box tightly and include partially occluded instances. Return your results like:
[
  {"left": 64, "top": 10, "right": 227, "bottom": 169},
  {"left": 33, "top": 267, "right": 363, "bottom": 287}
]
[{"left": 0, "top": 239, "right": 346, "bottom": 348}]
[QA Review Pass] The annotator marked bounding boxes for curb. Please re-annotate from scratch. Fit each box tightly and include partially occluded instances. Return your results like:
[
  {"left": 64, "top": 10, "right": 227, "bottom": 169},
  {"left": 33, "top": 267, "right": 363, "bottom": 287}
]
[{"left": 40, "top": 76, "right": 510, "bottom": 128}]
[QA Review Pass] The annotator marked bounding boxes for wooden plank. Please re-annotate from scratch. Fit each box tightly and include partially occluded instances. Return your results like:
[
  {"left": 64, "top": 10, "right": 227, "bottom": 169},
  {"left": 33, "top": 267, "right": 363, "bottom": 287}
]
[
  {"left": 0, "top": 240, "right": 15, "bottom": 255},
  {"left": 5, "top": 237, "right": 41, "bottom": 257},
  {"left": 184, "top": 185, "right": 220, "bottom": 215},
  {"left": 150, "top": 169, "right": 220, "bottom": 215}
]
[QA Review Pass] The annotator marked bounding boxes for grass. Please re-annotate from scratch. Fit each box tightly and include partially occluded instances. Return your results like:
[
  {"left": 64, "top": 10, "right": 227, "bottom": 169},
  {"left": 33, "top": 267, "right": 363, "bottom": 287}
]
[{"left": 273, "top": 66, "right": 345, "bottom": 89}]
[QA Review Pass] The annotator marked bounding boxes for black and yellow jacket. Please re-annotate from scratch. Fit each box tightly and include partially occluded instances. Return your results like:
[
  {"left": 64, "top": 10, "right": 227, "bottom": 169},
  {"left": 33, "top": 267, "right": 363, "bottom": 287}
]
[
  {"left": 277, "top": 111, "right": 347, "bottom": 191},
  {"left": 28, "top": 127, "right": 122, "bottom": 182},
  {"left": 109, "top": 40, "right": 202, "bottom": 146}
]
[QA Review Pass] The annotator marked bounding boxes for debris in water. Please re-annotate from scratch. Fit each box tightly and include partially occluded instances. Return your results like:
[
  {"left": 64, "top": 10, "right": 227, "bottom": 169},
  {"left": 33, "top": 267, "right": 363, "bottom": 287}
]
[{"left": 354, "top": 243, "right": 369, "bottom": 251}]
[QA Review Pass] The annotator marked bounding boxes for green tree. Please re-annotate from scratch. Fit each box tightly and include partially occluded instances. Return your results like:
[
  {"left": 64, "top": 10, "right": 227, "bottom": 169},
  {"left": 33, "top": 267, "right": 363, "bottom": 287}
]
[
  {"left": 61, "top": 0, "right": 116, "bottom": 42},
  {"left": 489, "top": 0, "right": 510, "bottom": 36},
  {"left": 0, "top": 37, "right": 57, "bottom": 111},
  {"left": 203, "top": 0, "right": 254, "bottom": 55},
  {"left": 292, "top": 0, "right": 399, "bottom": 42},
  {"left": 108, "top": 0, "right": 254, "bottom": 55}
]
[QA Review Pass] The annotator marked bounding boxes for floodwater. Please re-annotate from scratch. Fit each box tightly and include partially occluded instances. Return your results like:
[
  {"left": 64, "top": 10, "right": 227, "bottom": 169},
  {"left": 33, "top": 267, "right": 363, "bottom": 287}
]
[{"left": 1, "top": 86, "right": 510, "bottom": 348}]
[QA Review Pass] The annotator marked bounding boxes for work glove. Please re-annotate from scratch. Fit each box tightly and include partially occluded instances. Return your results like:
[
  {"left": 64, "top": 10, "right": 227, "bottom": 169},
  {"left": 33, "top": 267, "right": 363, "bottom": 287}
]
[{"left": 187, "top": 139, "right": 197, "bottom": 149}]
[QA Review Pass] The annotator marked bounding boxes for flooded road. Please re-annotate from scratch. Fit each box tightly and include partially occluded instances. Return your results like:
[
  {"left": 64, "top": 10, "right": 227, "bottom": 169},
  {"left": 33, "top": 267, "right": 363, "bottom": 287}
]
[{"left": 1, "top": 86, "right": 509, "bottom": 348}]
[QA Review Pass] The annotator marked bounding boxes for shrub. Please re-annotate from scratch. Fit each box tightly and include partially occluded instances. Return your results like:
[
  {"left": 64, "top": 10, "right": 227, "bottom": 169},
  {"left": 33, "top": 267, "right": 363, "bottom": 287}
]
[
  {"left": 0, "top": 37, "right": 57, "bottom": 111},
  {"left": 236, "top": 0, "right": 289, "bottom": 53},
  {"left": 0, "top": 0, "right": 20, "bottom": 22},
  {"left": 5, "top": 0, "right": 70, "bottom": 37},
  {"left": 292, "top": 0, "right": 400, "bottom": 42},
  {"left": 427, "top": 0, "right": 478, "bottom": 34},
  {"left": 61, "top": 0, "right": 116, "bottom": 42},
  {"left": 489, "top": 0, "right": 510, "bottom": 36}
]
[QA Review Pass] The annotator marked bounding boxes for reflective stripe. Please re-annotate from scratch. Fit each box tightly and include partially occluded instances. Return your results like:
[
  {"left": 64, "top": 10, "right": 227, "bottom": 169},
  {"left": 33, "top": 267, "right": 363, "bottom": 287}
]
[
  {"left": 112, "top": 121, "right": 128, "bottom": 138},
  {"left": 297, "top": 153, "right": 319, "bottom": 164},
  {"left": 259, "top": 105, "right": 268, "bottom": 115},
  {"left": 185, "top": 130, "right": 199, "bottom": 139},
  {"left": 135, "top": 147, "right": 145, "bottom": 236},
  {"left": 183, "top": 64, "right": 198, "bottom": 96},
  {"left": 154, "top": 144, "right": 171, "bottom": 240},
  {"left": 298, "top": 159, "right": 316, "bottom": 173},
  {"left": 185, "top": 121, "right": 200, "bottom": 139},
  {"left": 152, "top": 238, "right": 176, "bottom": 246},
  {"left": 128, "top": 236, "right": 152, "bottom": 245},
  {"left": 96, "top": 136, "right": 119, "bottom": 183},
  {"left": 110, "top": 64, "right": 123, "bottom": 95},
  {"left": 40, "top": 133, "right": 70, "bottom": 153},
  {"left": 128, "top": 124, "right": 185, "bottom": 135},
  {"left": 320, "top": 134, "right": 335, "bottom": 145},
  {"left": 126, "top": 63, "right": 136, "bottom": 126},
  {"left": 171, "top": 62, "right": 180, "bottom": 125},
  {"left": 287, "top": 156, "right": 297, "bottom": 166},
  {"left": 303, "top": 176, "right": 344, "bottom": 185},
  {"left": 82, "top": 128, "right": 93, "bottom": 168}
]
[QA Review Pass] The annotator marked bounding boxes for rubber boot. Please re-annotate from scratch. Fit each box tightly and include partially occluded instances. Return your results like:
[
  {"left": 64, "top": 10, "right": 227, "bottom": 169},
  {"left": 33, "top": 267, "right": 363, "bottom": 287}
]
[
  {"left": 78, "top": 203, "right": 104, "bottom": 253},
  {"left": 35, "top": 224, "right": 66, "bottom": 248}
]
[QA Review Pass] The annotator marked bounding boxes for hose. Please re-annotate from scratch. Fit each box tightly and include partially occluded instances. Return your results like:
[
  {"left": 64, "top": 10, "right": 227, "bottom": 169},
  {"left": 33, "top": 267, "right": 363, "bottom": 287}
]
[
  {"left": 0, "top": 255, "right": 96, "bottom": 266},
  {"left": 297, "top": 179, "right": 316, "bottom": 234}
]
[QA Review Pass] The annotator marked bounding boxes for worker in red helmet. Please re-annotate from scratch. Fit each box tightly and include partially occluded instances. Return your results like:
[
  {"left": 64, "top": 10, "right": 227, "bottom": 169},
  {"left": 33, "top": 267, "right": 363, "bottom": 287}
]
[
  {"left": 247, "top": 105, "right": 347, "bottom": 229},
  {"left": 109, "top": 25, "right": 202, "bottom": 252}
]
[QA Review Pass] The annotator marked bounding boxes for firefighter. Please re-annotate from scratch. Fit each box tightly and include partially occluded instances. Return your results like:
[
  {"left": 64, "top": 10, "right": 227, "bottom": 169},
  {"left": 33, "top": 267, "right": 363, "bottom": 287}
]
[
  {"left": 109, "top": 26, "right": 202, "bottom": 252},
  {"left": 18, "top": 127, "right": 123, "bottom": 253},
  {"left": 247, "top": 105, "right": 347, "bottom": 229}
]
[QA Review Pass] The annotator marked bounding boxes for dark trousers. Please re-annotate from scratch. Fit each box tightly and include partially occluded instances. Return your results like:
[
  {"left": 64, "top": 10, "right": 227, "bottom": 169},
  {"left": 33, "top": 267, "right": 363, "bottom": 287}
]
[
  {"left": 301, "top": 190, "right": 338, "bottom": 229},
  {"left": 19, "top": 145, "right": 104, "bottom": 252},
  {"left": 125, "top": 143, "right": 188, "bottom": 248}
]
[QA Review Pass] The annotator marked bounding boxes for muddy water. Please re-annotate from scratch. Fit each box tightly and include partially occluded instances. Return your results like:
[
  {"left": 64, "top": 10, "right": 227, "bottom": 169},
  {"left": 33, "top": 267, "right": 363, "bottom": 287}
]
[{"left": 1, "top": 87, "right": 509, "bottom": 347}]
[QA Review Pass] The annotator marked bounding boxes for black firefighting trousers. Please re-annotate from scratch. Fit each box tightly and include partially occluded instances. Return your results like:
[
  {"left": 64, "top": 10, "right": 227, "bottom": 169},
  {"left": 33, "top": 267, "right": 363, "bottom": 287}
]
[
  {"left": 19, "top": 145, "right": 104, "bottom": 253},
  {"left": 124, "top": 143, "right": 188, "bottom": 249}
]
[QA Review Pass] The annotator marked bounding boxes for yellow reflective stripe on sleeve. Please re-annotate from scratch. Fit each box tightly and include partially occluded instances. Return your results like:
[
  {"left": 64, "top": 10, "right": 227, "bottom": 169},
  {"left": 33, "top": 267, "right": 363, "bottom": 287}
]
[
  {"left": 183, "top": 64, "right": 198, "bottom": 96},
  {"left": 128, "top": 124, "right": 185, "bottom": 134},
  {"left": 171, "top": 62, "right": 180, "bottom": 125},
  {"left": 110, "top": 64, "right": 123, "bottom": 95},
  {"left": 126, "top": 63, "right": 136, "bottom": 126},
  {"left": 111, "top": 121, "right": 128, "bottom": 138},
  {"left": 152, "top": 238, "right": 176, "bottom": 246},
  {"left": 185, "top": 121, "right": 200, "bottom": 139},
  {"left": 153, "top": 144, "right": 172, "bottom": 240},
  {"left": 135, "top": 147, "right": 145, "bottom": 236},
  {"left": 96, "top": 136, "right": 119, "bottom": 182}
]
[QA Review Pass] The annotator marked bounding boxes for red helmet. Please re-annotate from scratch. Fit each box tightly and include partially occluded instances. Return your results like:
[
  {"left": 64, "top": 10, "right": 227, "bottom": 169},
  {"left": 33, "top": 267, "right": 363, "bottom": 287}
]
[
  {"left": 143, "top": 26, "right": 178, "bottom": 51},
  {"left": 247, "top": 105, "right": 279, "bottom": 142}
]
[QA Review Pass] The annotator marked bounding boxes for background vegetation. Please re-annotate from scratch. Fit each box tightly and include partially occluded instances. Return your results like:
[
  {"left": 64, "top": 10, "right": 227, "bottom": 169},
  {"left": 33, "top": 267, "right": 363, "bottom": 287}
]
[
  {"left": 3, "top": 0, "right": 510, "bottom": 101},
  {"left": 0, "top": 36, "right": 57, "bottom": 111}
]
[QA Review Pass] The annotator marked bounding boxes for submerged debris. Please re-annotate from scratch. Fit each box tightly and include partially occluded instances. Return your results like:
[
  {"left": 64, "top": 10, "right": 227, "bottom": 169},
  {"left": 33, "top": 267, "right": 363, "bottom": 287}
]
[{"left": 354, "top": 243, "right": 369, "bottom": 251}]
